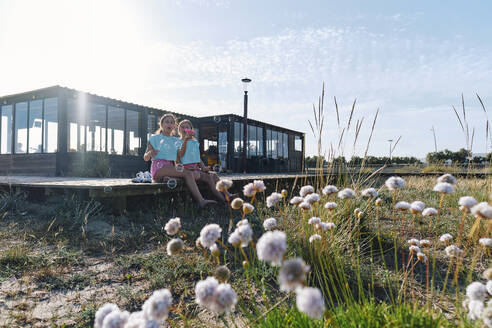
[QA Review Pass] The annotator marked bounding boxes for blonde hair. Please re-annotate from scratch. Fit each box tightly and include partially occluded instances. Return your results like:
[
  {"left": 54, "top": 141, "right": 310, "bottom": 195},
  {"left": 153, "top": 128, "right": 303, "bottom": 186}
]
[
  {"left": 155, "top": 113, "right": 178, "bottom": 135},
  {"left": 177, "top": 119, "right": 194, "bottom": 138}
]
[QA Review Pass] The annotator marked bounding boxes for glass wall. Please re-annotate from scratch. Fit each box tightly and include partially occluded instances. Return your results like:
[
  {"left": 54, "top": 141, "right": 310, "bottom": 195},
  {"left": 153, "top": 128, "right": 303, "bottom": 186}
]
[
  {"left": 126, "top": 109, "right": 140, "bottom": 156},
  {"left": 295, "top": 136, "right": 302, "bottom": 151},
  {"left": 234, "top": 122, "right": 243, "bottom": 158},
  {"left": 271, "top": 130, "right": 278, "bottom": 159},
  {"left": 43, "top": 98, "right": 58, "bottom": 153},
  {"left": 1, "top": 105, "right": 12, "bottom": 154},
  {"left": 277, "top": 131, "right": 284, "bottom": 159},
  {"left": 247, "top": 124, "right": 256, "bottom": 158},
  {"left": 283, "top": 132, "right": 289, "bottom": 159},
  {"left": 266, "top": 129, "right": 272, "bottom": 158},
  {"left": 28, "top": 100, "right": 43, "bottom": 153},
  {"left": 147, "top": 114, "right": 157, "bottom": 141},
  {"left": 87, "top": 103, "right": 106, "bottom": 152},
  {"left": 14, "top": 102, "right": 28, "bottom": 153},
  {"left": 107, "top": 106, "right": 125, "bottom": 155},
  {"left": 257, "top": 126, "right": 264, "bottom": 157},
  {"left": 67, "top": 98, "right": 86, "bottom": 152}
]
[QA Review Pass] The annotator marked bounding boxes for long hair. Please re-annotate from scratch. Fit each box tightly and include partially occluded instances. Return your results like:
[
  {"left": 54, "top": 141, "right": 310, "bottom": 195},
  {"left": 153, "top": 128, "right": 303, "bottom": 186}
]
[
  {"left": 177, "top": 119, "right": 195, "bottom": 139},
  {"left": 155, "top": 113, "right": 178, "bottom": 135}
]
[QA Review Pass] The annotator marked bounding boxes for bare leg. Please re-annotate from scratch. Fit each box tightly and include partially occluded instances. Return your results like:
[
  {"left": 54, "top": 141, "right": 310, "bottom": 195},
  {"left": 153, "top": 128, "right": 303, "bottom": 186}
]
[
  {"left": 154, "top": 166, "right": 216, "bottom": 207},
  {"left": 209, "top": 172, "right": 238, "bottom": 199},
  {"left": 199, "top": 172, "right": 226, "bottom": 202}
]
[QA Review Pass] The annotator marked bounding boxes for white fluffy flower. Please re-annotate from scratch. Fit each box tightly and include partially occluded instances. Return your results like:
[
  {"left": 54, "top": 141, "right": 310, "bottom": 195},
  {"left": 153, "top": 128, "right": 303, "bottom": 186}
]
[
  {"left": 216, "top": 179, "right": 233, "bottom": 192},
  {"left": 385, "top": 176, "right": 405, "bottom": 190},
  {"left": 437, "top": 173, "right": 457, "bottom": 184},
  {"left": 304, "top": 193, "right": 321, "bottom": 204},
  {"left": 256, "top": 230, "right": 287, "bottom": 266},
  {"left": 309, "top": 234, "right": 322, "bottom": 243},
  {"left": 295, "top": 287, "right": 325, "bottom": 319},
  {"left": 487, "top": 281, "right": 492, "bottom": 296},
  {"left": 210, "top": 283, "right": 237, "bottom": 314},
  {"left": 95, "top": 303, "right": 120, "bottom": 328},
  {"left": 242, "top": 203, "right": 255, "bottom": 214},
  {"left": 409, "top": 245, "right": 421, "bottom": 254},
  {"left": 324, "top": 202, "right": 337, "bottom": 210},
  {"left": 395, "top": 201, "right": 410, "bottom": 210},
  {"left": 320, "top": 222, "right": 336, "bottom": 231},
  {"left": 459, "top": 196, "right": 478, "bottom": 209},
  {"left": 164, "top": 217, "right": 181, "bottom": 236},
  {"left": 471, "top": 202, "right": 492, "bottom": 219},
  {"left": 337, "top": 188, "right": 355, "bottom": 199},
  {"left": 195, "top": 277, "right": 219, "bottom": 308},
  {"left": 300, "top": 185, "right": 315, "bottom": 197},
  {"left": 236, "top": 223, "right": 253, "bottom": 247},
  {"left": 166, "top": 238, "right": 184, "bottom": 256},
  {"left": 308, "top": 217, "right": 321, "bottom": 226},
  {"left": 266, "top": 192, "right": 283, "bottom": 208},
  {"left": 483, "top": 306, "right": 492, "bottom": 327},
  {"left": 228, "top": 231, "right": 241, "bottom": 247},
  {"left": 263, "top": 218, "right": 277, "bottom": 231},
  {"left": 422, "top": 208, "right": 438, "bottom": 216},
  {"left": 290, "top": 196, "right": 304, "bottom": 205},
  {"left": 299, "top": 202, "right": 312, "bottom": 211},
  {"left": 278, "top": 258, "right": 310, "bottom": 292},
  {"left": 439, "top": 233, "right": 453, "bottom": 243},
  {"left": 420, "top": 239, "right": 431, "bottom": 247},
  {"left": 102, "top": 310, "right": 130, "bottom": 328},
  {"left": 468, "top": 300, "right": 484, "bottom": 321},
  {"left": 253, "top": 180, "right": 266, "bottom": 192},
  {"left": 417, "top": 252, "right": 428, "bottom": 263},
  {"left": 410, "top": 201, "right": 425, "bottom": 213},
  {"left": 199, "top": 224, "right": 222, "bottom": 249},
  {"left": 361, "top": 188, "right": 378, "bottom": 198},
  {"left": 480, "top": 238, "right": 492, "bottom": 248},
  {"left": 445, "top": 245, "right": 463, "bottom": 258},
  {"left": 467, "top": 282, "right": 488, "bottom": 301},
  {"left": 243, "top": 183, "right": 256, "bottom": 197},
  {"left": 322, "top": 185, "right": 338, "bottom": 195},
  {"left": 142, "top": 289, "right": 173, "bottom": 321},
  {"left": 407, "top": 239, "right": 420, "bottom": 246},
  {"left": 433, "top": 182, "right": 455, "bottom": 194}
]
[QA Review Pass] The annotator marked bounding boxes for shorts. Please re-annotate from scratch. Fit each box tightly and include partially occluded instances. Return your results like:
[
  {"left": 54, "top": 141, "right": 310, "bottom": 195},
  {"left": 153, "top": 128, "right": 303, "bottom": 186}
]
[
  {"left": 151, "top": 159, "right": 174, "bottom": 179},
  {"left": 183, "top": 163, "right": 200, "bottom": 170}
]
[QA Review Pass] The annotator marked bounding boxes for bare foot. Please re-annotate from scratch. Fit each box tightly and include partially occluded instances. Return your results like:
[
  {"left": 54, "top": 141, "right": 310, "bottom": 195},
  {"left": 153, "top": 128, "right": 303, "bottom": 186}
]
[{"left": 199, "top": 199, "right": 217, "bottom": 208}]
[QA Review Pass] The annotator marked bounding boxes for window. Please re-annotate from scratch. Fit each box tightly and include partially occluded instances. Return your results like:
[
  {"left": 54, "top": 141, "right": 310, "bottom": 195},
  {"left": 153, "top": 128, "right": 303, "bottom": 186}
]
[
  {"left": 295, "top": 136, "right": 302, "bottom": 151},
  {"left": 257, "top": 126, "right": 264, "bottom": 157},
  {"left": 126, "top": 109, "right": 140, "bottom": 156},
  {"left": 14, "top": 102, "right": 28, "bottom": 153},
  {"left": 247, "top": 124, "right": 257, "bottom": 158},
  {"left": 1, "top": 105, "right": 12, "bottom": 154},
  {"left": 43, "top": 98, "right": 58, "bottom": 153},
  {"left": 266, "top": 129, "right": 272, "bottom": 158},
  {"left": 107, "top": 106, "right": 124, "bottom": 155},
  {"left": 234, "top": 122, "right": 243, "bottom": 158},
  {"left": 67, "top": 97, "right": 87, "bottom": 152},
  {"left": 147, "top": 114, "right": 157, "bottom": 141},
  {"left": 283, "top": 133, "right": 289, "bottom": 159},
  {"left": 28, "top": 100, "right": 43, "bottom": 153},
  {"left": 272, "top": 130, "right": 278, "bottom": 159},
  {"left": 86, "top": 103, "right": 106, "bottom": 152}
]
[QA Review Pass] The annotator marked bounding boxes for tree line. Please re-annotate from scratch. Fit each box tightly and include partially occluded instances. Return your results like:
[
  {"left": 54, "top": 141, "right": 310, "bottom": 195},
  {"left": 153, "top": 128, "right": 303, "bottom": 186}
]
[{"left": 305, "top": 149, "right": 492, "bottom": 167}]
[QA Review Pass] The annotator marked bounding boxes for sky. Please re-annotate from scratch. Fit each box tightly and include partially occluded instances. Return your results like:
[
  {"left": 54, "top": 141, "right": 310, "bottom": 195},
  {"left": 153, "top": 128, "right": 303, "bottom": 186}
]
[{"left": 1, "top": 0, "right": 491, "bottom": 158}]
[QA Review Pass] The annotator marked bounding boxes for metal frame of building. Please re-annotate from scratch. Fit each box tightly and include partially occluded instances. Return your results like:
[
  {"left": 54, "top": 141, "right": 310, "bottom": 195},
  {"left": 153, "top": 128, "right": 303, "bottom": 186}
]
[{"left": 0, "top": 86, "right": 305, "bottom": 176}]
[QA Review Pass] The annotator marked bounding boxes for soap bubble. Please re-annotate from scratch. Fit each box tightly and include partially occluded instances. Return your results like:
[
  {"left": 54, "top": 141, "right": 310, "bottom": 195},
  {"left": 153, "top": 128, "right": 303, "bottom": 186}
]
[
  {"left": 213, "top": 164, "right": 221, "bottom": 173},
  {"left": 175, "top": 164, "right": 184, "bottom": 172},
  {"left": 103, "top": 186, "right": 112, "bottom": 193},
  {"left": 213, "top": 116, "right": 221, "bottom": 123},
  {"left": 167, "top": 178, "right": 177, "bottom": 189}
]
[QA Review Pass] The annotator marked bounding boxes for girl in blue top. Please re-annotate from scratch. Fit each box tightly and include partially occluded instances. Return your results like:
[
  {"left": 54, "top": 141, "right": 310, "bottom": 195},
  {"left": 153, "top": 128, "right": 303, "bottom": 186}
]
[
  {"left": 144, "top": 114, "right": 216, "bottom": 207},
  {"left": 177, "top": 119, "right": 234, "bottom": 202}
]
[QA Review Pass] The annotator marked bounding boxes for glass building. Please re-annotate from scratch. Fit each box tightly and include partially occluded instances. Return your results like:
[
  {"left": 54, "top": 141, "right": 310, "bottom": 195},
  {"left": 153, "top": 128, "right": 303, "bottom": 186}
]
[{"left": 0, "top": 86, "right": 304, "bottom": 176}]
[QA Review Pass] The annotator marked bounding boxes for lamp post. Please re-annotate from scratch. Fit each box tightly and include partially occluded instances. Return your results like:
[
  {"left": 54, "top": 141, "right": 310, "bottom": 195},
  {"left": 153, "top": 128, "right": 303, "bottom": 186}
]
[
  {"left": 242, "top": 78, "right": 251, "bottom": 173},
  {"left": 388, "top": 139, "right": 393, "bottom": 161}
]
